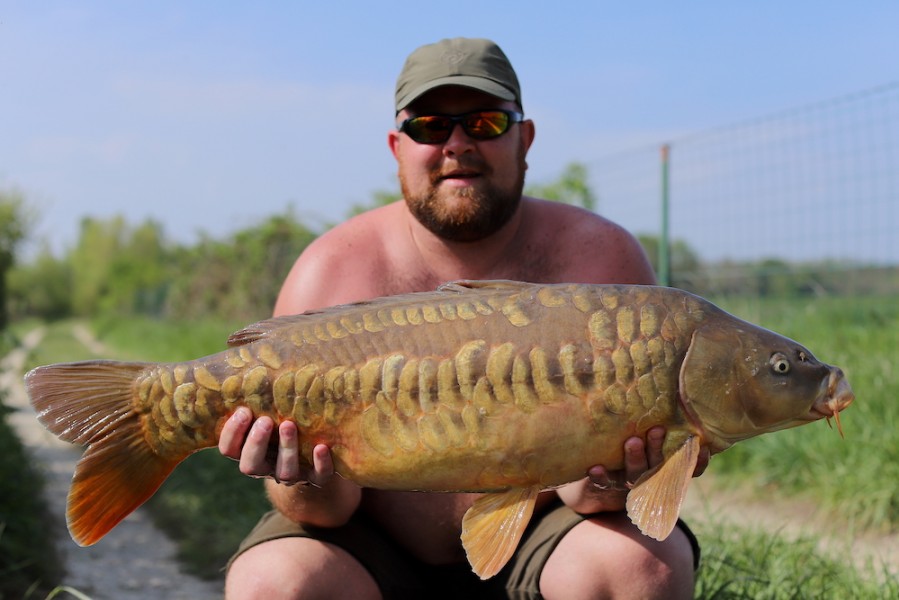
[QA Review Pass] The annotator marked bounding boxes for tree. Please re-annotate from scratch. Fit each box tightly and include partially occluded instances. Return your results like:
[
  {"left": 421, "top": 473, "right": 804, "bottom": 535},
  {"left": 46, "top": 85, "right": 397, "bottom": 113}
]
[
  {"left": 0, "top": 189, "right": 35, "bottom": 330},
  {"left": 525, "top": 162, "right": 597, "bottom": 210}
]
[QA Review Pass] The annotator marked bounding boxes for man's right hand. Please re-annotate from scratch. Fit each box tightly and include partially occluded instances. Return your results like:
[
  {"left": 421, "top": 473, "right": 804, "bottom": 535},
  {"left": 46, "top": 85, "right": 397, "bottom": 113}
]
[{"left": 218, "top": 407, "right": 335, "bottom": 487}]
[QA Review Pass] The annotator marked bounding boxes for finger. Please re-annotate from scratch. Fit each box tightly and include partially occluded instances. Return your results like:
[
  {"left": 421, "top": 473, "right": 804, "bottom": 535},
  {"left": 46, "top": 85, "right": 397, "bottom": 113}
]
[
  {"left": 693, "top": 445, "right": 711, "bottom": 477},
  {"left": 239, "top": 416, "right": 275, "bottom": 477},
  {"left": 586, "top": 465, "right": 627, "bottom": 492},
  {"left": 646, "top": 426, "right": 666, "bottom": 468},
  {"left": 623, "top": 436, "right": 649, "bottom": 483},
  {"left": 218, "top": 407, "right": 253, "bottom": 459},
  {"left": 308, "top": 444, "right": 335, "bottom": 487},
  {"left": 274, "top": 421, "right": 300, "bottom": 483}
]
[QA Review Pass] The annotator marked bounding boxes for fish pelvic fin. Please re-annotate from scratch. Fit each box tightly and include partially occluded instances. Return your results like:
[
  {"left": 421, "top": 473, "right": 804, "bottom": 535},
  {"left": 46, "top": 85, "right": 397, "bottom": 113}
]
[
  {"left": 625, "top": 435, "right": 700, "bottom": 541},
  {"left": 461, "top": 485, "right": 541, "bottom": 579},
  {"left": 25, "top": 360, "right": 180, "bottom": 546}
]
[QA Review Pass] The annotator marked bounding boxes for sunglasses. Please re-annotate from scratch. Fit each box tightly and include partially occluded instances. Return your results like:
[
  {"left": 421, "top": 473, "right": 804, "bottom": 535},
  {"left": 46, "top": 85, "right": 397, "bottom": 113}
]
[{"left": 397, "top": 110, "right": 524, "bottom": 144}]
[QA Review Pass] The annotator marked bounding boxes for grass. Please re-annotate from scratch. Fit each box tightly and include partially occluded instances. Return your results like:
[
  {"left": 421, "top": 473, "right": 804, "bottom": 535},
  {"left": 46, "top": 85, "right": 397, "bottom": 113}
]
[
  {"left": 0, "top": 329, "right": 64, "bottom": 598},
  {"left": 9, "top": 296, "right": 898, "bottom": 592},
  {"left": 693, "top": 519, "right": 899, "bottom": 599}
]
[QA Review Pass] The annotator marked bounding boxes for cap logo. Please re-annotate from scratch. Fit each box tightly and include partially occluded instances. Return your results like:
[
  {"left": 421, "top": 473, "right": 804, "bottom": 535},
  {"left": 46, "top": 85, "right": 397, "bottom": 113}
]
[{"left": 441, "top": 50, "right": 467, "bottom": 66}]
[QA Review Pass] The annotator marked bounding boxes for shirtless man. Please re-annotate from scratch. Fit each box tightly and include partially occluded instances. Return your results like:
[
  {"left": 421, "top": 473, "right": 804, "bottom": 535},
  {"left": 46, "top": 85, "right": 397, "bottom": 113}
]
[{"left": 221, "top": 38, "right": 705, "bottom": 599}]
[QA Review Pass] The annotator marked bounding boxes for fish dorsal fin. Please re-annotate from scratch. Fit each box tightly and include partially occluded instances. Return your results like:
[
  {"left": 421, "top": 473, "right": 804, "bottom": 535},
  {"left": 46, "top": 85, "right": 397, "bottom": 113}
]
[
  {"left": 625, "top": 436, "right": 700, "bottom": 541},
  {"left": 437, "top": 279, "right": 535, "bottom": 293},
  {"left": 461, "top": 486, "right": 541, "bottom": 579}
]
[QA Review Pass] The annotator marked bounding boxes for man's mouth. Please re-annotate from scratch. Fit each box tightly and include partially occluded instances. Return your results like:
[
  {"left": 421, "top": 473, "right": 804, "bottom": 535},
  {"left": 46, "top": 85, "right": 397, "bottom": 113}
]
[{"left": 439, "top": 169, "right": 481, "bottom": 181}]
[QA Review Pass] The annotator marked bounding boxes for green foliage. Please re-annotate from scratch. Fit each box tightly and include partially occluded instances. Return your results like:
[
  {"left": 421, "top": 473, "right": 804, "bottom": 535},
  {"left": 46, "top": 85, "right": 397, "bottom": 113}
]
[
  {"left": 67, "top": 216, "right": 171, "bottom": 317},
  {"left": 0, "top": 397, "right": 64, "bottom": 597},
  {"left": 0, "top": 188, "right": 36, "bottom": 330},
  {"left": 525, "top": 162, "right": 597, "bottom": 210},
  {"left": 637, "top": 234, "right": 702, "bottom": 287},
  {"left": 8, "top": 243, "right": 73, "bottom": 321},
  {"left": 346, "top": 188, "right": 402, "bottom": 218}
]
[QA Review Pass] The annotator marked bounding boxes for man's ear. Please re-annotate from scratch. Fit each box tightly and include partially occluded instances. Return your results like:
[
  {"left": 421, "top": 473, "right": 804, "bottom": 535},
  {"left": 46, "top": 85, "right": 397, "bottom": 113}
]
[
  {"left": 387, "top": 129, "right": 401, "bottom": 159},
  {"left": 520, "top": 118, "right": 536, "bottom": 152}
]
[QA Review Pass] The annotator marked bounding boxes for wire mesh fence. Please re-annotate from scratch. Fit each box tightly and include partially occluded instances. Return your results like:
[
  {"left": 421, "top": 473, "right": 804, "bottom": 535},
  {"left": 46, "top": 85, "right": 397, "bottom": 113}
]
[{"left": 588, "top": 81, "right": 899, "bottom": 299}]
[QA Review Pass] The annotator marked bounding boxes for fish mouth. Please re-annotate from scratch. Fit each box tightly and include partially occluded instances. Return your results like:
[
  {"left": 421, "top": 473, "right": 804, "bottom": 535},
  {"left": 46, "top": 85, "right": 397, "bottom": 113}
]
[{"left": 809, "top": 367, "right": 855, "bottom": 437}]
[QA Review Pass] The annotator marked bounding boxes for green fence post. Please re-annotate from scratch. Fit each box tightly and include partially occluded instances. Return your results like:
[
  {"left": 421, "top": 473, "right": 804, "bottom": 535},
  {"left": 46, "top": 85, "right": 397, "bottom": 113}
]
[{"left": 659, "top": 144, "right": 671, "bottom": 287}]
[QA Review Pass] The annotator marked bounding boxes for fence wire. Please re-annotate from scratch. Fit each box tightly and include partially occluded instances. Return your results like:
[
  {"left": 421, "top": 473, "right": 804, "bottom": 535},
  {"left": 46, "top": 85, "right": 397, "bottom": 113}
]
[{"left": 588, "top": 82, "right": 899, "bottom": 297}]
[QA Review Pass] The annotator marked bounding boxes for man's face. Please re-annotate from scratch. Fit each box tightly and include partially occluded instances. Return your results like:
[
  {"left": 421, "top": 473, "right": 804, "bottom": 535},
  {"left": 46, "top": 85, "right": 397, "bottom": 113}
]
[{"left": 389, "top": 86, "right": 535, "bottom": 242}]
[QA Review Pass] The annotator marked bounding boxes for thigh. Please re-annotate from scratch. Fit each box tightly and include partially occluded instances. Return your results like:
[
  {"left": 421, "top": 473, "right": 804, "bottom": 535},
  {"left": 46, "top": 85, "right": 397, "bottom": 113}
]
[{"left": 499, "top": 502, "right": 701, "bottom": 600}]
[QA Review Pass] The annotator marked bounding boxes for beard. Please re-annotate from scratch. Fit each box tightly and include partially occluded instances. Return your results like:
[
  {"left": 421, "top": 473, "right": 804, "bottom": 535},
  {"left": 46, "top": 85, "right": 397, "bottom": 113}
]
[{"left": 401, "top": 149, "right": 527, "bottom": 243}]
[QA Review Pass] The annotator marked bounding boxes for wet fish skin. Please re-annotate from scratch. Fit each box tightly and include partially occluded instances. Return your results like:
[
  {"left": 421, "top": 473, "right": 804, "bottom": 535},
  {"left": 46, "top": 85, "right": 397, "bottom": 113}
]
[{"left": 25, "top": 280, "right": 854, "bottom": 578}]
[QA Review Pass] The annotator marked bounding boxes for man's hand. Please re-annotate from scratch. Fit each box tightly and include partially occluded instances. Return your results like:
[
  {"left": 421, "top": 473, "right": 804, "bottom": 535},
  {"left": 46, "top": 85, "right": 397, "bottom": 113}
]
[
  {"left": 217, "top": 407, "right": 335, "bottom": 487},
  {"left": 559, "top": 427, "right": 711, "bottom": 514}
]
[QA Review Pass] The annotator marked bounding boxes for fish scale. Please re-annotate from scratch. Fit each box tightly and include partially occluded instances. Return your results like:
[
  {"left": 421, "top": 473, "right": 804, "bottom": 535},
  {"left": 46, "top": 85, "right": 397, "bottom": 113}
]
[{"left": 25, "top": 280, "right": 854, "bottom": 579}]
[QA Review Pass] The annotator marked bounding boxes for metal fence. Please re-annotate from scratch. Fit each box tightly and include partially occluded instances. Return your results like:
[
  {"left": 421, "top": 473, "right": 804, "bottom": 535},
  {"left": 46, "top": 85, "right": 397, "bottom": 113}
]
[{"left": 588, "top": 81, "right": 899, "bottom": 296}]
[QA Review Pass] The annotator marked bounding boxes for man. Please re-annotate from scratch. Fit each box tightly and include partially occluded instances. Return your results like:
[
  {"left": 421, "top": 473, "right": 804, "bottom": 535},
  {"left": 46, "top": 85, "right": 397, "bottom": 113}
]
[{"left": 221, "top": 37, "right": 705, "bottom": 599}]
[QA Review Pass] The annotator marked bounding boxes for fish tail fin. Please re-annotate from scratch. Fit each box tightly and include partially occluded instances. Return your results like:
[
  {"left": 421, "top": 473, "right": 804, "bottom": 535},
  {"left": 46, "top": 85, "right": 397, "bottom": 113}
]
[{"left": 25, "top": 360, "right": 182, "bottom": 546}]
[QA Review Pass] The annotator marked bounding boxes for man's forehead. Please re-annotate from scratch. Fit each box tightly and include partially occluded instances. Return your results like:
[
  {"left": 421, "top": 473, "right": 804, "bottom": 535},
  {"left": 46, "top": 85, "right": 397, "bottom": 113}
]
[{"left": 405, "top": 85, "right": 513, "bottom": 115}]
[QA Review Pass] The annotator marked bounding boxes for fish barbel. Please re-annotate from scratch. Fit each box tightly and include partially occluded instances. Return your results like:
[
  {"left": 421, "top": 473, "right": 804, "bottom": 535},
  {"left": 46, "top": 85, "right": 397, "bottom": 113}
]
[{"left": 25, "top": 280, "right": 854, "bottom": 578}]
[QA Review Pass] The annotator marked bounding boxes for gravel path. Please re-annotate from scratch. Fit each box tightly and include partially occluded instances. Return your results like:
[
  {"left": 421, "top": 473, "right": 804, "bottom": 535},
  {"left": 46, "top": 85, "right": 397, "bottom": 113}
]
[{"left": 2, "top": 327, "right": 224, "bottom": 599}]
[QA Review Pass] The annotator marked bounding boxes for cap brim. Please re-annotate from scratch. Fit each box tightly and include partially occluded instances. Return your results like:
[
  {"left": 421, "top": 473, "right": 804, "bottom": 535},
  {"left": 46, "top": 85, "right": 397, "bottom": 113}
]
[{"left": 396, "top": 75, "right": 517, "bottom": 112}]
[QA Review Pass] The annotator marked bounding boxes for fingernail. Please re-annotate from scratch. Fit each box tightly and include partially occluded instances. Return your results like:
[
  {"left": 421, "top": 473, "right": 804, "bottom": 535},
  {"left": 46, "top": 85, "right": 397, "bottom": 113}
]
[{"left": 232, "top": 408, "right": 250, "bottom": 425}]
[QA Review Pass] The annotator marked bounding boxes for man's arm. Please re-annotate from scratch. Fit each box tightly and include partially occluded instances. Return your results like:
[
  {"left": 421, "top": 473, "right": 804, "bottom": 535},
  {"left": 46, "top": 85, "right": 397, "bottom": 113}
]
[{"left": 217, "top": 229, "right": 380, "bottom": 526}]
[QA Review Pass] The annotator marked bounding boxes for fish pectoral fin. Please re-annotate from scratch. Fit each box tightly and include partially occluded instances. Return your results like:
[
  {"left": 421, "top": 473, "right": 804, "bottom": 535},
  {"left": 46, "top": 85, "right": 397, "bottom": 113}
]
[
  {"left": 460, "top": 486, "right": 541, "bottom": 579},
  {"left": 625, "top": 435, "right": 700, "bottom": 541}
]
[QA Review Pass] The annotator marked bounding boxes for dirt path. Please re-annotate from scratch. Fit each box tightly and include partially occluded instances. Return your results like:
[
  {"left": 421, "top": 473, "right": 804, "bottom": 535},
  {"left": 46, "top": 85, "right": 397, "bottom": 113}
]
[{"left": 1, "top": 326, "right": 224, "bottom": 599}]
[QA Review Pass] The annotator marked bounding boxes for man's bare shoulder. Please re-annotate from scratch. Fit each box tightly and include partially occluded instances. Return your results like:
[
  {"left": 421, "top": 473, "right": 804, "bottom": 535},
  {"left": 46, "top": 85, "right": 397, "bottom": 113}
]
[
  {"left": 522, "top": 198, "right": 656, "bottom": 284},
  {"left": 274, "top": 203, "right": 406, "bottom": 314},
  {"left": 526, "top": 197, "right": 626, "bottom": 236}
]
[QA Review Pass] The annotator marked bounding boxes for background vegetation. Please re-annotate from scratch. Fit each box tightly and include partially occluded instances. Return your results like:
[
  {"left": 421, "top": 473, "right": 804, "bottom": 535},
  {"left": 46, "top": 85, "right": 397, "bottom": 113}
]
[{"left": 2, "top": 169, "right": 896, "bottom": 595}]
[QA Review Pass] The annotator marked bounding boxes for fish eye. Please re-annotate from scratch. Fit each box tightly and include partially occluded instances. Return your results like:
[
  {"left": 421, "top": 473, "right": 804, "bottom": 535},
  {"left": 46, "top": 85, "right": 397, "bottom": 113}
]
[{"left": 770, "top": 353, "right": 791, "bottom": 375}]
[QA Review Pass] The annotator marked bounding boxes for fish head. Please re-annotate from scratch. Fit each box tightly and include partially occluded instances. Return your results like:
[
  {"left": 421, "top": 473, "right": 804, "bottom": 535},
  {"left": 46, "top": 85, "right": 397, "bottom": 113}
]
[{"left": 679, "top": 320, "right": 854, "bottom": 451}]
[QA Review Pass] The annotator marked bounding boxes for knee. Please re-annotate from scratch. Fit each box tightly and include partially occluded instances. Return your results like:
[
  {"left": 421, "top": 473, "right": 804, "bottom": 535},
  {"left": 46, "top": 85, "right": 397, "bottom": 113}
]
[
  {"left": 225, "top": 538, "right": 381, "bottom": 600},
  {"left": 540, "top": 515, "right": 695, "bottom": 600}
]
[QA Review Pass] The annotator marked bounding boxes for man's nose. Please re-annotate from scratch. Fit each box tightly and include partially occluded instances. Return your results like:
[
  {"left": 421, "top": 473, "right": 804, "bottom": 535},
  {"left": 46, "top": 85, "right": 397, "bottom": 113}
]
[{"left": 442, "top": 123, "right": 475, "bottom": 157}]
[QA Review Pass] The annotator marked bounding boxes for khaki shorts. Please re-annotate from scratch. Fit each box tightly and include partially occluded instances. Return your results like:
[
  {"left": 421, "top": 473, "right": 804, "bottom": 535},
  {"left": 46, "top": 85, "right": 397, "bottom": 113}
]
[{"left": 228, "top": 500, "right": 700, "bottom": 600}]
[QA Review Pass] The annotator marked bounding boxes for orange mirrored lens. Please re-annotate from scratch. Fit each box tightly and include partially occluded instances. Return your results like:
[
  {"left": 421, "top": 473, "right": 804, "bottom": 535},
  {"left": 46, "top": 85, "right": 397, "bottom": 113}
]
[{"left": 402, "top": 111, "right": 515, "bottom": 144}]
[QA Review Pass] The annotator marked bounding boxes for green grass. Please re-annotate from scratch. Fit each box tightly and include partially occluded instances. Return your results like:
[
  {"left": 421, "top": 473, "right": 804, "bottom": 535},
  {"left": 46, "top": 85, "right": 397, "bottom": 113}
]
[
  {"left": 693, "top": 520, "right": 898, "bottom": 599},
  {"left": 0, "top": 331, "right": 64, "bottom": 598}
]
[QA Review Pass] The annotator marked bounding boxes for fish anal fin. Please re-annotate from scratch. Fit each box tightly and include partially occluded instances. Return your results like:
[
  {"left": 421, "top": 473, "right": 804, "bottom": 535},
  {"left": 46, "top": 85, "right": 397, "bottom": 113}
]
[
  {"left": 625, "top": 436, "right": 700, "bottom": 541},
  {"left": 461, "top": 486, "right": 541, "bottom": 579}
]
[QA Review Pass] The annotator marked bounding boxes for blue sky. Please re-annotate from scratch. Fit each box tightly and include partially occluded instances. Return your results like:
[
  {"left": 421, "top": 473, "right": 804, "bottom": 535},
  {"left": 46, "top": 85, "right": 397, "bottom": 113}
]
[{"left": 3, "top": 2, "right": 898, "bottom": 258}]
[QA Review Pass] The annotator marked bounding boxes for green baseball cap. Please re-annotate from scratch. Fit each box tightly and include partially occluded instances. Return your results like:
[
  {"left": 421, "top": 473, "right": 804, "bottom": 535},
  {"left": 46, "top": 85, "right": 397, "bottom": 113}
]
[{"left": 394, "top": 38, "right": 522, "bottom": 113}]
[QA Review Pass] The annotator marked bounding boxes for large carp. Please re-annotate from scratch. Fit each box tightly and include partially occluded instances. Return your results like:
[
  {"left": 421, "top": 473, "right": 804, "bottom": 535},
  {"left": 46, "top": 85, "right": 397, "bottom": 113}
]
[{"left": 26, "top": 280, "right": 853, "bottom": 578}]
